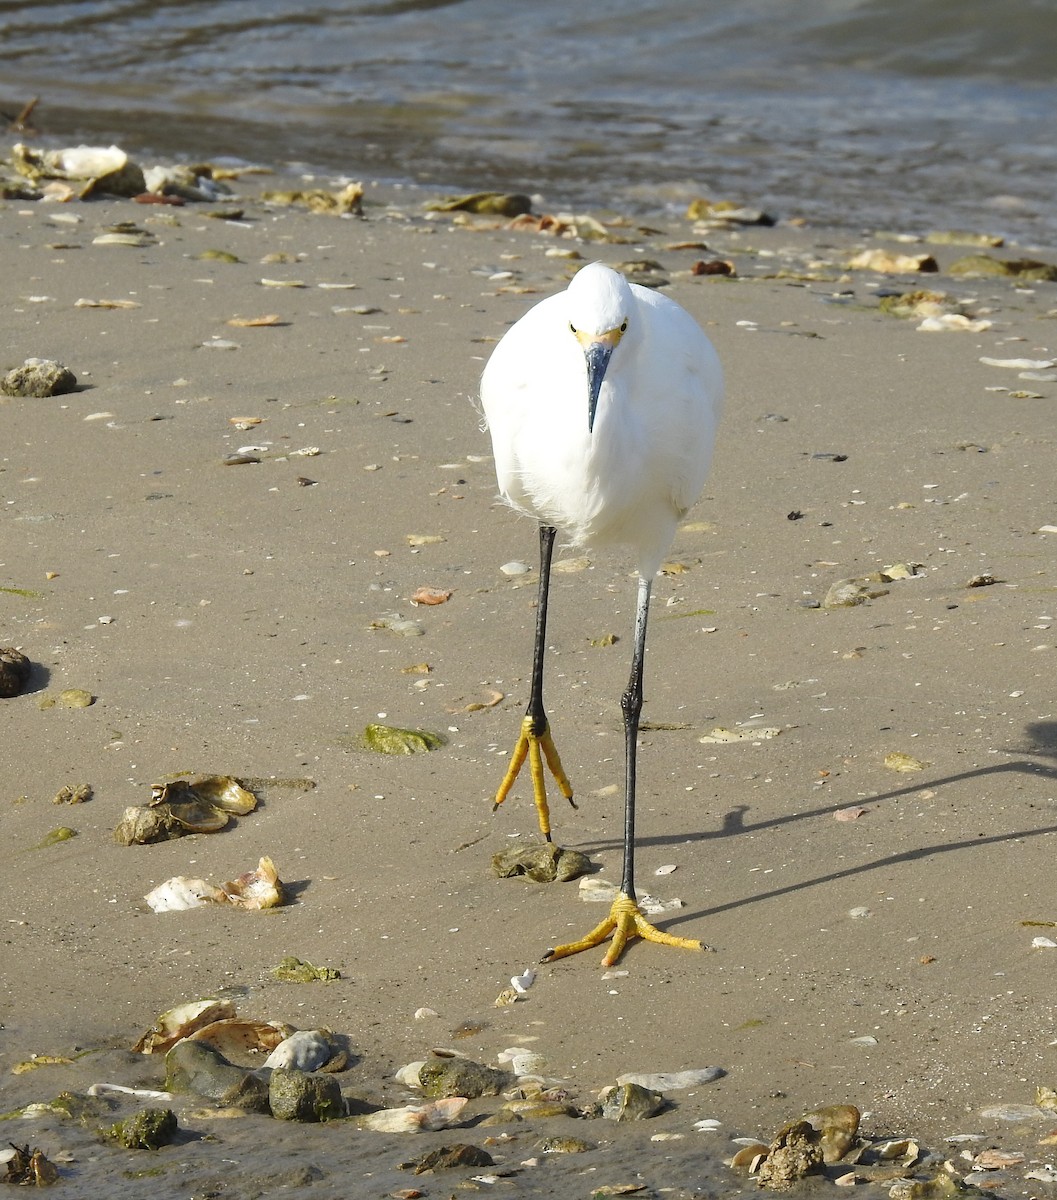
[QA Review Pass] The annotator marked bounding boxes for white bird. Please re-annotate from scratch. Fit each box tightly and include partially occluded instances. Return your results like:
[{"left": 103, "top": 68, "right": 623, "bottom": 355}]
[{"left": 481, "top": 262, "right": 723, "bottom": 966}]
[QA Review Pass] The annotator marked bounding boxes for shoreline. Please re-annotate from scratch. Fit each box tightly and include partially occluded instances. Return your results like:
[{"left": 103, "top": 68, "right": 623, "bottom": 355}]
[{"left": 3, "top": 145, "right": 1057, "bottom": 1196}]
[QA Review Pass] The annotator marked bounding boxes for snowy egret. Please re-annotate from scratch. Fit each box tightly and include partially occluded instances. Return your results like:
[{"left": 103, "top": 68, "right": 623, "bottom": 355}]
[{"left": 481, "top": 262, "right": 723, "bottom": 965}]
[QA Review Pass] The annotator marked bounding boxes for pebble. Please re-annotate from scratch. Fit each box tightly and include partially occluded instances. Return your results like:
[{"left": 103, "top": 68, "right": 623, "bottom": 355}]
[
  {"left": 2, "top": 358, "right": 77, "bottom": 398},
  {"left": 500, "top": 560, "right": 531, "bottom": 576}
]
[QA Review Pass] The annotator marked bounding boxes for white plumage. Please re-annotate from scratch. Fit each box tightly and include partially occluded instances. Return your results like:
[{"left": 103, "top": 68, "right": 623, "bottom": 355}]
[
  {"left": 481, "top": 261, "right": 724, "bottom": 966},
  {"left": 482, "top": 261, "right": 722, "bottom": 575}
]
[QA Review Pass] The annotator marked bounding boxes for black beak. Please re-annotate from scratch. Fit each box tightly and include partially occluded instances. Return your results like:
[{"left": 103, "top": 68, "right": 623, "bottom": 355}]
[{"left": 584, "top": 340, "right": 614, "bottom": 433}]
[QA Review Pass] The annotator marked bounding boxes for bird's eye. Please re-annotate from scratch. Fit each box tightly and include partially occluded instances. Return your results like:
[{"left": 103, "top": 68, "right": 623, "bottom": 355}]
[
  {"left": 620, "top": 321, "right": 628, "bottom": 332},
  {"left": 569, "top": 322, "right": 577, "bottom": 335}
]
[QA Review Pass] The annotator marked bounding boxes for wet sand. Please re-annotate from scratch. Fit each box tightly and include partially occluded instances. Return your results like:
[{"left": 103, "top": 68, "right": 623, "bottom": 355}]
[{"left": 2, "top": 164, "right": 1057, "bottom": 1197}]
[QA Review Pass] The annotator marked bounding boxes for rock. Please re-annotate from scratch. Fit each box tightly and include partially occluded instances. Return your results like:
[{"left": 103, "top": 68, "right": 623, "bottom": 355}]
[
  {"left": 405, "top": 1143, "right": 495, "bottom": 1174},
  {"left": 108, "top": 1108, "right": 178, "bottom": 1149},
  {"left": 268, "top": 1068, "right": 344, "bottom": 1122},
  {"left": 758, "top": 1119, "right": 826, "bottom": 1190},
  {"left": 164, "top": 1040, "right": 270, "bottom": 1113},
  {"left": 601, "top": 1082, "right": 666, "bottom": 1121},
  {"left": 823, "top": 577, "right": 890, "bottom": 608},
  {"left": 0, "top": 647, "right": 31, "bottom": 697},
  {"left": 418, "top": 1056, "right": 509, "bottom": 1099},
  {"left": 948, "top": 254, "right": 1057, "bottom": 281},
  {"left": 537, "top": 1135, "right": 595, "bottom": 1153},
  {"left": 491, "top": 843, "right": 592, "bottom": 882},
  {"left": 1, "top": 358, "right": 77, "bottom": 397}
]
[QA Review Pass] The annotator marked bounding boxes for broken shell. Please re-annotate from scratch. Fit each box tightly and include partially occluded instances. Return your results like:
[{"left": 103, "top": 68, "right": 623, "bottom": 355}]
[
  {"left": 262, "top": 1029, "right": 335, "bottom": 1072},
  {"left": 220, "top": 855, "right": 284, "bottom": 909},
  {"left": 731, "top": 1143, "right": 771, "bottom": 1169},
  {"left": 133, "top": 998, "right": 238, "bottom": 1054},
  {"left": 847, "top": 249, "right": 938, "bottom": 274},
  {"left": 362, "top": 1097, "right": 469, "bottom": 1133},
  {"left": 395, "top": 1061, "right": 427, "bottom": 1087},
  {"left": 185, "top": 775, "right": 258, "bottom": 814},
  {"left": 616, "top": 1068, "right": 723, "bottom": 1091},
  {"left": 144, "top": 876, "right": 225, "bottom": 912},
  {"left": 492, "top": 843, "right": 591, "bottom": 883},
  {"left": 187, "top": 1018, "right": 292, "bottom": 1063},
  {"left": 800, "top": 1103, "right": 861, "bottom": 1162},
  {"left": 510, "top": 968, "right": 536, "bottom": 994},
  {"left": 509, "top": 1051, "right": 547, "bottom": 1077},
  {"left": 166, "top": 798, "right": 232, "bottom": 834},
  {"left": 410, "top": 586, "right": 452, "bottom": 606}
]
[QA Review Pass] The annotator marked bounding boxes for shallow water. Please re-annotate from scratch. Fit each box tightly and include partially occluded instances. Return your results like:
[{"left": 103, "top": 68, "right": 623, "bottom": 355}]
[{"left": 2, "top": 0, "right": 1056, "bottom": 243}]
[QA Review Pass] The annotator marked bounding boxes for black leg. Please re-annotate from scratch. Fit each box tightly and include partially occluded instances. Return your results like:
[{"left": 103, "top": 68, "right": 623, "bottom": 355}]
[
  {"left": 619, "top": 574, "right": 651, "bottom": 899},
  {"left": 526, "top": 524, "right": 557, "bottom": 738},
  {"left": 492, "top": 523, "right": 575, "bottom": 840}
]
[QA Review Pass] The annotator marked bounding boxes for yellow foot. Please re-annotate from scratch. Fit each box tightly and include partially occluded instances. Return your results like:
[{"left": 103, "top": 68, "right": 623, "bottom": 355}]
[
  {"left": 542, "top": 892, "right": 704, "bottom": 968},
  {"left": 492, "top": 713, "right": 576, "bottom": 840}
]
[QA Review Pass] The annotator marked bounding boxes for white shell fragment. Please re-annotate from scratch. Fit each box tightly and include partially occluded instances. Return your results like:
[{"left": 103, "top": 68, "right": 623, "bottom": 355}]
[
  {"left": 579, "top": 877, "right": 620, "bottom": 903},
  {"left": 1031, "top": 936, "right": 1057, "bottom": 949},
  {"left": 979, "top": 356, "right": 1055, "bottom": 370},
  {"left": 395, "top": 1062, "right": 426, "bottom": 1087},
  {"left": 261, "top": 1029, "right": 333, "bottom": 1072},
  {"left": 144, "top": 857, "right": 284, "bottom": 913},
  {"left": 618, "top": 1068, "right": 723, "bottom": 1091},
  {"left": 498, "top": 1048, "right": 547, "bottom": 1077},
  {"left": 917, "top": 315, "right": 992, "bottom": 332},
  {"left": 144, "top": 876, "right": 220, "bottom": 912},
  {"left": 361, "top": 1096, "right": 468, "bottom": 1132},
  {"left": 87, "top": 1083, "right": 173, "bottom": 1100},
  {"left": 510, "top": 967, "right": 536, "bottom": 994}
]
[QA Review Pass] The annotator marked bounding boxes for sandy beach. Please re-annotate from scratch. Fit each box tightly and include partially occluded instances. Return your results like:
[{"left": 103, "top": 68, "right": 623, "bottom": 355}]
[{"left": 3, "top": 157, "right": 1057, "bottom": 1198}]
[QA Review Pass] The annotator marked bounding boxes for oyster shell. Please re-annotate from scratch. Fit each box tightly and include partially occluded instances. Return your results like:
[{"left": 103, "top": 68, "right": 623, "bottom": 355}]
[
  {"left": 134, "top": 998, "right": 237, "bottom": 1054},
  {"left": 361, "top": 1097, "right": 468, "bottom": 1133},
  {"left": 220, "top": 855, "right": 283, "bottom": 909},
  {"left": 144, "top": 857, "right": 284, "bottom": 912},
  {"left": 188, "top": 1018, "right": 293, "bottom": 1063}
]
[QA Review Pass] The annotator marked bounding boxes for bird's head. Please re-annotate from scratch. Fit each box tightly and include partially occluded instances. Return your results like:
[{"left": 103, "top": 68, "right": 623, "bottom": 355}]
[{"left": 566, "top": 263, "right": 632, "bottom": 432}]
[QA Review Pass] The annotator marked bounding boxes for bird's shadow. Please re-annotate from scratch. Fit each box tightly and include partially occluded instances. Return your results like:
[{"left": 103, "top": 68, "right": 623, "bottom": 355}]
[{"left": 582, "top": 719, "right": 1057, "bottom": 934}]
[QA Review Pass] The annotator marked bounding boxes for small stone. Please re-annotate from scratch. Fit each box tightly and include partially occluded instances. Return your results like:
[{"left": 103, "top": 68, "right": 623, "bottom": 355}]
[
  {"left": 601, "top": 1082, "right": 666, "bottom": 1121},
  {"left": 406, "top": 1143, "right": 495, "bottom": 1174},
  {"left": 1, "top": 358, "right": 77, "bottom": 397},
  {"left": 268, "top": 1068, "right": 344, "bottom": 1122},
  {"left": 108, "top": 1108, "right": 178, "bottom": 1150},
  {"left": 0, "top": 647, "right": 31, "bottom": 697},
  {"left": 418, "top": 1056, "right": 509, "bottom": 1100},
  {"left": 499, "top": 560, "right": 531, "bottom": 576},
  {"left": 823, "top": 577, "right": 889, "bottom": 608}
]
